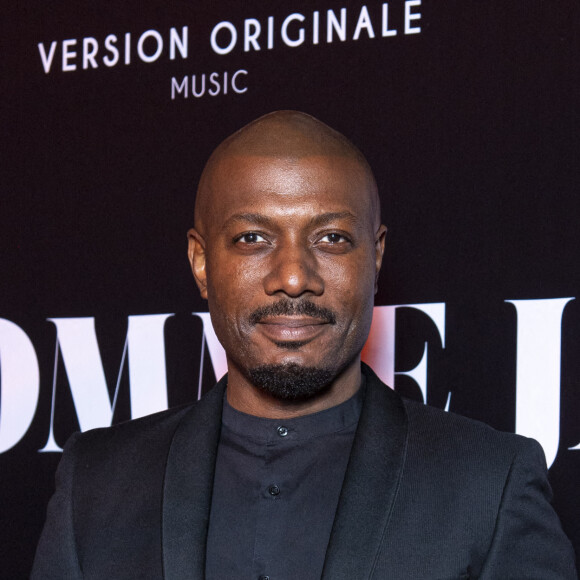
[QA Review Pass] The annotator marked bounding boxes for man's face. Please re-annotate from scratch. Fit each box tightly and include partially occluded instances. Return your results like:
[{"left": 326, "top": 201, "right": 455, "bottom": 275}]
[{"left": 190, "top": 153, "right": 385, "bottom": 398}]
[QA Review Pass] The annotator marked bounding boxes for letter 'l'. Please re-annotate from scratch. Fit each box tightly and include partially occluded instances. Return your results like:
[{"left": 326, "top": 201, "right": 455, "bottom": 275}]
[{"left": 506, "top": 298, "right": 574, "bottom": 467}]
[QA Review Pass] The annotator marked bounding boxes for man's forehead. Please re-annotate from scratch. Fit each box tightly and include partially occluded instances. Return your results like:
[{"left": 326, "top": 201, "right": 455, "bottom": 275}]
[
  {"left": 206, "top": 154, "right": 373, "bottom": 209},
  {"left": 207, "top": 152, "right": 370, "bottom": 187},
  {"left": 194, "top": 111, "right": 380, "bottom": 231},
  {"left": 198, "top": 155, "right": 376, "bottom": 238}
]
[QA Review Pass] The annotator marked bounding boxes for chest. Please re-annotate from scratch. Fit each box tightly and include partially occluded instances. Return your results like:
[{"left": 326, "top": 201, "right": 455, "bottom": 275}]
[{"left": 205, "top": 423, "right": 357, "bottom": 580}]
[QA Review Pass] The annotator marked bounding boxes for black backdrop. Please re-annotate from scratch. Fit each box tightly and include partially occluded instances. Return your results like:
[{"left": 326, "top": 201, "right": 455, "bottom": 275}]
[{"left": 3, "top": 1, "right": 580, "bottom": 576}]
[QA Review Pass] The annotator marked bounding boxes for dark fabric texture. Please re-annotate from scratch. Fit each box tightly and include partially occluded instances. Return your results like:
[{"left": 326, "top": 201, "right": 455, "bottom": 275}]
[
  {"left": 32, "top": 365, "right": 577, "bottom": 579},
  {"left": 205, "top": 385, "right": 363, "bottom": 580}
]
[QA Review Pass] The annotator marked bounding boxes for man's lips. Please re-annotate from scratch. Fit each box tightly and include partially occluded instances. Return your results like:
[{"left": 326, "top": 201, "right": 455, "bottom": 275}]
[
  {"left": 256, "top": 316, "right": 330, "bottom": 342},
  {"left": 248, "top": 299, "right": 337, "bottom": 345}
]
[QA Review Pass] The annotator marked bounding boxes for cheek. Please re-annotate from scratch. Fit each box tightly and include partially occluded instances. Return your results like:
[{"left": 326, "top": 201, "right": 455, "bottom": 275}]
[
  {"left": 322, "top": 251, "right": 376, "bottom": 304},
  {"left": 320, "top": 252, "right": 377, "bottom": 349},
  {"left": 205, "top": 251, "right": 264, "bottom": 323}
]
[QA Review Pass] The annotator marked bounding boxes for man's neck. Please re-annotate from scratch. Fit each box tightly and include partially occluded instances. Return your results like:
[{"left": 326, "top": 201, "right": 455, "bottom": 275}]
[{"left": 225, "top": 357, "right": 362, "bottom": 419}]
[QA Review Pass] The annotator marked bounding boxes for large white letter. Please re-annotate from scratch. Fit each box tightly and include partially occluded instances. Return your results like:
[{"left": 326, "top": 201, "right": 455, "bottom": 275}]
[
  {"left": 126, "top": 315, "right": 170, "bottom": 419},
  {"left": 40, "top": 315, "right": 171, "bottom": 452},
  {"left": 506, "top": 298, "right": 574, "bottom": 467},
  {"left": 0, "top": 320, "right": 40, "bottom": 453},
  {"left": 47, "top": 318, "right": 115, "bottom": 435},
  {"left": 362, "top": 303, "right": 446, "bottom": 405},
  {"left": 394, "top": 303, "right": 446, "bottom": 405}
]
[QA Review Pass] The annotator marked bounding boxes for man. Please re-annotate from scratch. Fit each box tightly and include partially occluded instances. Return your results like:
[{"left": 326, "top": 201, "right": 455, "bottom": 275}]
[{"left": 33, "top": 111, "right": 576, "bottom": 579}]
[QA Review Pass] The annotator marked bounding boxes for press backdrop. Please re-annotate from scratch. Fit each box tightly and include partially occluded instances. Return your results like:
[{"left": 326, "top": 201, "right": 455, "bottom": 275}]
[{"left": 3, "top": 1, "right": 580, "bottom": 576}]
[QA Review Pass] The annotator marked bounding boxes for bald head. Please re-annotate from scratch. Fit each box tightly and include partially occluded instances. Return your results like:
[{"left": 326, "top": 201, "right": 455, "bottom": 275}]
[{"left": 194, "top": 111, "right": 380, "bottom": 233}]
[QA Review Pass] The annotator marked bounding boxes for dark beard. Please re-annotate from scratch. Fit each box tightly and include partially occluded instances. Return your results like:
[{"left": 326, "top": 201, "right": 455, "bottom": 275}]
[{"left": 248, "top": 362, "right": 334, "bottom": 401}]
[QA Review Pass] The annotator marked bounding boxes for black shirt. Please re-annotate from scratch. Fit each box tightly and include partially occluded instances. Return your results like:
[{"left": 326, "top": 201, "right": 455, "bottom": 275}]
[{"left": 205, "top": 384, "right": 364, "bottom": 580}]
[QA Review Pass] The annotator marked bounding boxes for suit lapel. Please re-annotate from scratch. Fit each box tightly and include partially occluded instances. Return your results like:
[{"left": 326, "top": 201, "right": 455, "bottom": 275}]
[
  {"left": 322, "top": 364, "right": 408, "bottom": 580},
  {"left": 161, "top": 377, "right": 226, "bottom": 580}
]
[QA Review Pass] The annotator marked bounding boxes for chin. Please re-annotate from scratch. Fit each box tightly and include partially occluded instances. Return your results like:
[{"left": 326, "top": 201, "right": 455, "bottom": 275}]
[{"left": 248, "top": 362, "right": 335, "bottom": 401}]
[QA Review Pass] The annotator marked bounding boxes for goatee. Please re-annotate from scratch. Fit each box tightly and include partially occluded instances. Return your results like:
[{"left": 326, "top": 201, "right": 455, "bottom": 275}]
[{"left": 249, "top": 362, "right": 334, "bottom": 400}]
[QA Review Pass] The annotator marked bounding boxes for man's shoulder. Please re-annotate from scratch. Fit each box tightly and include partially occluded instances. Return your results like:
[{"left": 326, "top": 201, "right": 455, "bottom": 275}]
[
  {"left": 400, "top": 393, "right": 544, "bottom": 468},
  {"left": 362, "top": 363, "right": 543, "bottom": 464},
  {"left": 74, "top": 403, "right": 192, "bottom": 450},
  {"left": 403, "top": 394, "right": 532, "bottom": 442},
  {"left": 67, "top": 379, "right": 226, "bottom": 467},
  {"left": 365, "top": 368, "right": 550, "bottom": 506}
]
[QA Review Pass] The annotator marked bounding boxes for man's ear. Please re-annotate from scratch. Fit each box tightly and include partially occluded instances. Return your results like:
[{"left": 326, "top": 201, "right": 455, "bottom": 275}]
[
  {"left": 374, "top": 224, "right": 387, "bottom": 294},
  {"left": 187, "top": 228, "right": 208, "bottom": 299}
]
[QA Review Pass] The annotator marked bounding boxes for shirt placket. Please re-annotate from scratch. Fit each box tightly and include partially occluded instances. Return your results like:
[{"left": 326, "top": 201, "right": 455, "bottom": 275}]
[{"left": 252, "top": 423, "right": 293, "bottom": 580}]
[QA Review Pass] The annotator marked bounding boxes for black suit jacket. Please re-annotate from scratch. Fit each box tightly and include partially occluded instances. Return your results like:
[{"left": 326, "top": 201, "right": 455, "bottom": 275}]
[{"left": 32, "top": 365, "right": 576, "bottom": 579}]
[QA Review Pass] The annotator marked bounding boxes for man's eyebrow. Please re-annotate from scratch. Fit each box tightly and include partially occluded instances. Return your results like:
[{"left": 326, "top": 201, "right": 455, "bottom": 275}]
[
  {"left": 221, "top": 213, "right": 274, "bottom": 230},
  {"left": 307, "top": 211, "right": 358, "bottom": 227},
  {"left": 222, "top": 211, "right": 358, "bottom": 230}
]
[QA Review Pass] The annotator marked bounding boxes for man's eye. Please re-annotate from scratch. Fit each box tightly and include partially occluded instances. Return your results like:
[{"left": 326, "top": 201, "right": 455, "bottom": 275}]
[
  {"left": 320, "top": 233, "right": 348, "bottom": 243},
  {"left": 236, "top": 232, "right": 266, "bottom": 244}
]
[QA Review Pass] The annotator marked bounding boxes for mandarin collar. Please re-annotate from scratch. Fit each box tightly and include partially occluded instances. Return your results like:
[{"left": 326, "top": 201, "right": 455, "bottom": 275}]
[{"left": 222, "top": 376, "right": 365, "bottom": 444}]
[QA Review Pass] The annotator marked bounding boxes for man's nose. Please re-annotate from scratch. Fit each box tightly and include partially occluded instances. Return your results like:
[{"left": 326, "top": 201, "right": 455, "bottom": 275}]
[{"left": 263, "top": 243, "right": 324, "bottom": 297}]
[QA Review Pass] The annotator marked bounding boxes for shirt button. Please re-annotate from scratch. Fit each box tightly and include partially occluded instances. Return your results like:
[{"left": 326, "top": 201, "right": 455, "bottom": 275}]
[
  {"left": 268, "top": 484, "right": 280, "bottom": 496},
  {"left": 277, "top": 426, "right": 288, "bottom": 437},
  {"left": 259, "top": 576, "right": 270, "bottom": 580}
]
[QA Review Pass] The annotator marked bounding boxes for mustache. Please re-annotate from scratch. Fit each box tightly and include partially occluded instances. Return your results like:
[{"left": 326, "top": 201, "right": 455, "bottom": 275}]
[{"left": 249, "top": 299, "right": 337, "bottom": 325}]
